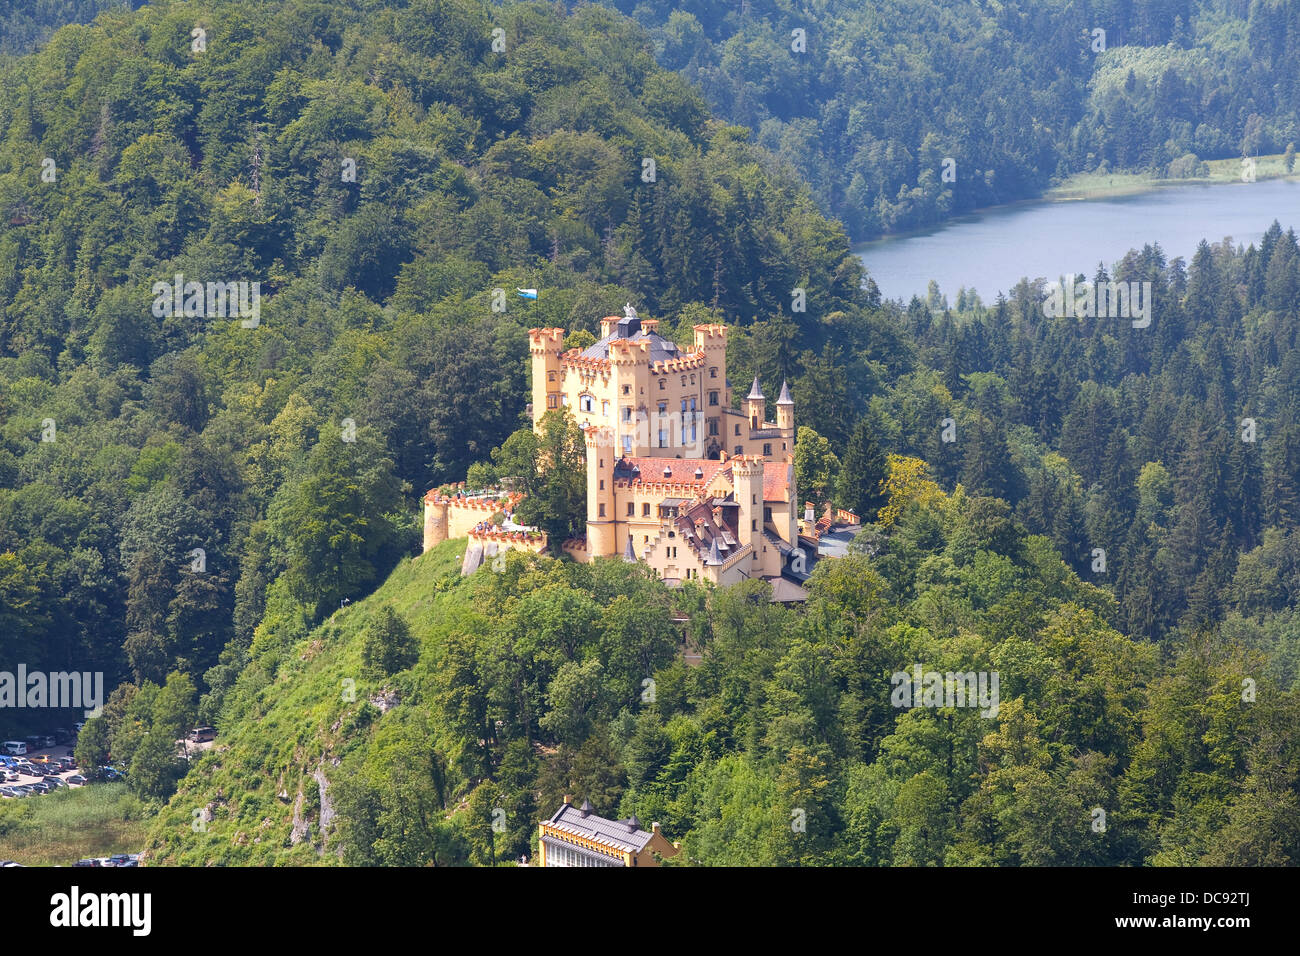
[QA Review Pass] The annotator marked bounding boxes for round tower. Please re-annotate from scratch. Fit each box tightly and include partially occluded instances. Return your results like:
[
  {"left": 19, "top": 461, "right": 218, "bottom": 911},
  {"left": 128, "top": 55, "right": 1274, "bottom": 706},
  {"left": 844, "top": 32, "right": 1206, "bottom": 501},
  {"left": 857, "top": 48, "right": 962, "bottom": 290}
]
[
  {"left": 584, "top": 424, "right": 617, "bottom": 558},
  {"left": 746, "top": 376, "right": 765, "bottom": 430},
  {"left": 776, "top": 379, "right": 794, "bottom": 439},
  {"left": 529, "top": 327, "right": 566, "bottom": 432},
  {"left": 423, "top": 495, "right": 449, "bottom": 553}
]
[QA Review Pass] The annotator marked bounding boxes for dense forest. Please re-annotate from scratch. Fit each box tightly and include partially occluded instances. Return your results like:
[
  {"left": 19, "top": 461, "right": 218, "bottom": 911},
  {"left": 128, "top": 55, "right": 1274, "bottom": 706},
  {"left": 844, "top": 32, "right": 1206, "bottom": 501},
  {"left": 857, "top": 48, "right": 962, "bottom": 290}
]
[
  {"left": 0, "top": 0, "right": 1297, "bottom": 866},
  {"left": 609, "top": 0, "right": 1300, "bottom": 238}
]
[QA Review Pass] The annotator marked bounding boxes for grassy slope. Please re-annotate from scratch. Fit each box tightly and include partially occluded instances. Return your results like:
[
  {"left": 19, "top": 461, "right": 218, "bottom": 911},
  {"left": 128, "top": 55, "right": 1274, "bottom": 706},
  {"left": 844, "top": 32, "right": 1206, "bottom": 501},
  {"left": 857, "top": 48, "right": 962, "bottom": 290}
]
[
  {"left": 1047, "top": 152, "right": 1298, "bottom": 200},
  {"left": 142, "top": 538, "right": 470, "bottom": 866}
]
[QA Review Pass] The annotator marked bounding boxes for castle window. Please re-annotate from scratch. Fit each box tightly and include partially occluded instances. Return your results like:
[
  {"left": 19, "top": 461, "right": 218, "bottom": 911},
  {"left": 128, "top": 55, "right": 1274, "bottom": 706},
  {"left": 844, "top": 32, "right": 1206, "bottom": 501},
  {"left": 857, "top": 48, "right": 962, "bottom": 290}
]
[
  {"left": 709, "top": 420, "right": 718, "bottom": 436},
  {"left": 690, "top": 374, "right": 696, "bottom": 385},
  {"left": 658, "top": 402, "right": 667, "bottom": 415},
  {"left": 622, "top": 435, "right": 632, "bottom": 453},
  {"left": 709, "top": 391, "right": 718, "bottom": 405},
  {"left": 710, "top": 367, "right": 717, "bottom": 378},
  {"left": 547, "top": 395, "right": 558, "bottom": 409},
  {"left": 579, "top": 394, "right": 594, "bottom": 413},
  {"left": 752, "top": 519, "right": 757, "bottom": 531},
  {"left": 735, "top": 446, "right": 742, "bottom": 454},
  {"left": 623, "top": 385, "right": 631, "bottom": 395},
  {"left": 689, "top": 397, "right": 696, "bottom": 411},
  {"left": 599, "top": 504, "right": 606, "bottom": 517},
  {"left": 562, "top": 395, "right": 569, "bottom": 406},
  {"left": 628, "top": 502, "right": 635, "bottom": 516},
  {"left": 643, "top": 503, "right": 651, "bottom": 516},
  {"left": 764, "top": 507, "right": 772, "bottom": 523},
  {"left": 681, "top": 376, "right": 686, "bottom": 386},
  {"left": 602, "top": 400, "right": 609, "bottom": 416},
  {"left": 659, "top": 379, "right": 665, "bottom": 390},
  {"left": 622, "top": 407, "right": 632, "bottom": 422},
  {"left": 547, "top": 371, "right": 556, "bottom": 382},
  {"left": 599, "top": 480, "right": 604, "bottom": 490},
  {"left": 763, "top": 443, "right": 772, "bottom": 456},
  {"left": 734, "top": 424, "right": 741, "bottom": 436},
  {"left": 681, "top": 399, "right": 687, "bottom": 413}
]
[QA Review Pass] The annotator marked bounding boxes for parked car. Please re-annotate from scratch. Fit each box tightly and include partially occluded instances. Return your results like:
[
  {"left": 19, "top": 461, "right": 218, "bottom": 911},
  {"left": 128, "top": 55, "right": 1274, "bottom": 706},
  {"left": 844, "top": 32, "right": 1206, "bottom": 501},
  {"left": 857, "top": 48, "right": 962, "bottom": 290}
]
[
  {"left": 28, "top": 782, "right": 51, "bottom": 794},
  {"left": 2, "top": 741, "right": 27, "bottom": 756},
  {"left": 57, "top": 756, "right": 77, "bottom": 770},
  {"left": 0, "top": 786, "right": 19, "bottom": 798},
  {"left": 73, "top": 859, "right": 100, "bottom": 867},
  {"left": 24, "top": 735, "right": 43, "bottom": 751},
  {"left": 43, "top": 776, "right": 65, "bottom": 788},
  {"left": 65, "top": 774, "right": 87, "bottom": 786},
  {"left": 39, "top": 735, "right": 56, "bottom": 748},
  {"left": 0, "top": 860, "right": 22, "bottom": 867}
]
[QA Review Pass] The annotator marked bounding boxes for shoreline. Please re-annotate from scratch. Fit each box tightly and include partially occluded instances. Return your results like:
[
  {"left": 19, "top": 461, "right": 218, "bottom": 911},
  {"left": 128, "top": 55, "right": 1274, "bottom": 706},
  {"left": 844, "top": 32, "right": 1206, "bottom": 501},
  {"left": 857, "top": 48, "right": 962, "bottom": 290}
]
[{"left": 854, "top": 154, "right": 1300, "bottom": 250}]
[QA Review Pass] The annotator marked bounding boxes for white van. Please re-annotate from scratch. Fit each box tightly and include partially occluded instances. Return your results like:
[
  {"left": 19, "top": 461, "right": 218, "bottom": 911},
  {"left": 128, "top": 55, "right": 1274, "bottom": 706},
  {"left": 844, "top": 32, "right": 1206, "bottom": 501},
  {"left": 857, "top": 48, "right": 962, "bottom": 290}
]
[{"left": 2, "top": 742, "right": 27, "bottom": 756}]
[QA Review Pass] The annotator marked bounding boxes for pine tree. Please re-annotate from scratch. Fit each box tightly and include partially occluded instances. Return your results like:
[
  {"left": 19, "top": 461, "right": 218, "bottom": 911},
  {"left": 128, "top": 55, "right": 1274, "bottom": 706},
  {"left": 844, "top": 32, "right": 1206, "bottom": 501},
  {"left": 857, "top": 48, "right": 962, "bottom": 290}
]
[{"left": 838, "top": 418, "right": 889, "bottom": 520}]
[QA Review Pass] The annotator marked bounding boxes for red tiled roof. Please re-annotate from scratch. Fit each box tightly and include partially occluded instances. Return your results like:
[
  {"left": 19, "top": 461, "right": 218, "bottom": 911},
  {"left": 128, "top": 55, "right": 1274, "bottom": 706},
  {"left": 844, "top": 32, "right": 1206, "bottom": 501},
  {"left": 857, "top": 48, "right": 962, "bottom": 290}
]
[
  {"left": 763, "top": 460, "right": 791, "bottom": 503},
  {"left": 618, "top": 457, "right": 728, "bottom": 489}
]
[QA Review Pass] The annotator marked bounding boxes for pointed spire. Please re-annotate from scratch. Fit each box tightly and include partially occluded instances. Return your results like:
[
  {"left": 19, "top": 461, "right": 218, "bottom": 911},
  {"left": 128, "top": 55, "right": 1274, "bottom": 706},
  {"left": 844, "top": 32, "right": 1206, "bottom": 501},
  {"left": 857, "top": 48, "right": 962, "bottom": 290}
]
[
  {"left": 747, "top": 375, "right": 764, "bottom": 400},
  {"left": 623, "top": 535, "right": 636, "bottom": 562},
  {"left": 707, "top": 534, "right": 723, "bottom": 565},
  {"left": 776, "top": 379, "right": 793, "bottom": 405}
]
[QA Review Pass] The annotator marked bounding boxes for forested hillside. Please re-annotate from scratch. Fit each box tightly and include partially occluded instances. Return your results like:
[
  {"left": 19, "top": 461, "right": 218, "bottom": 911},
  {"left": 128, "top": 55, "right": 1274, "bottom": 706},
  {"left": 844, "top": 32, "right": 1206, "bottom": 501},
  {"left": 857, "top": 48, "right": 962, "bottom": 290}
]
[
  {"left": 0, "top": 1, "right": 130, "bottom": 55},
  {"left": 0, "top": 0, "right": 895, "bottom": 715},
  {"left": 0, "top": 0, "right": 1298, "bottom": 867},
  {"left": 610, "top": 0, "right": 1300, "bottom": 238}
]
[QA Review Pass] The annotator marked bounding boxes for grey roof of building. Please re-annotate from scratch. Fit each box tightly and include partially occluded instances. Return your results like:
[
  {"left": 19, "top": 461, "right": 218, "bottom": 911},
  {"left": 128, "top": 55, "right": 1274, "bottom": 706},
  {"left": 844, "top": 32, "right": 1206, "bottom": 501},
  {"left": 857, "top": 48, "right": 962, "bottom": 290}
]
[
  {"left": 747, "top": 375, "right": 764, "bottom": 400},
  {"left": 776, "top": 380, "right": 793, "bottom": 405},
  {"left": 545, "top": 802, "right": 655, "bottom": 854},
  {"left": 580, "top": 316, "right": 680, "bottom": 362}
]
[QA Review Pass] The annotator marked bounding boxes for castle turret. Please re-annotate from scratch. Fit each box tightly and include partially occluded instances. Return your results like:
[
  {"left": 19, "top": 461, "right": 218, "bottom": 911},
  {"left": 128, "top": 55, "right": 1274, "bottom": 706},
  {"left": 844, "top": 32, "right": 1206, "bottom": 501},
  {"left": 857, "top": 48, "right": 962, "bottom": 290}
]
[
  {"left": 776, "top": 379, "right": 794, "bottom": 438},
  {"left": 746, "top": 376, "right": 765, "bottom": 431},
  {"left": 733, "top": 455, "right": 765, "bottom": 556},
  {"left": 584, "top": 424, "right": 617, "bottom": 558},
  {"left": 529, "top": 327, "right": 566, "bottom": 431},
  {"left": 423, "top": 495, "right": 449, "bottom": 553}
]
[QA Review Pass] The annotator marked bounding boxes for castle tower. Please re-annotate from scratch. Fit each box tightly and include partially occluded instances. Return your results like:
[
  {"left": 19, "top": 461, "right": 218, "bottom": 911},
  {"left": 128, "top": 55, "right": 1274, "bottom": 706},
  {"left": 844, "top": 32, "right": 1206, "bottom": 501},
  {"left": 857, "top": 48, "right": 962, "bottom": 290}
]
[
  {"left": 584, "top": 424, "right": 617, "bottom": 558},
  {"left": 733, "top": 455, "right": 765, "bottom": 553},
  {"left": 423, "top": 496, "right": 449, "bottom": 553},
  {"left": 746, "top": 376, "right": 765, "bottom": 431},
  {"left": 776, "top": 379, "right": 794, "bottom": 439},
  {"left": 529, "top": 327, "right": 566, "bottom": 431}
]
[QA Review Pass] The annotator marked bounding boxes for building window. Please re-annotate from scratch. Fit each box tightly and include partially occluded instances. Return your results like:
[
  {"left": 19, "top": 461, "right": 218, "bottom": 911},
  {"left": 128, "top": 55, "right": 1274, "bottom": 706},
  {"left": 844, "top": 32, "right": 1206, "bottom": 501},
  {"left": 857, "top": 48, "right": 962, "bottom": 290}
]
[
  {"left": 763, "top": 443, "right": 771, "bottom": 456},
  {"left": 602, "top": 400, "right": 609, "bottom": 416},
  {"left": 734, "top": 424, "right": 741, "bottom": 436},
  {"left": 547, "top": 395, "right": 558, "bottom": 409},
  {"left": 622, "top": 407, "right": 632, "bottom": 422},
  {"left": 599, "top": 504, "right": 606, "bottom": 517},
  {"left": 710, "top": 367, "right": 717, "bottom": 378},
  {"left": 709, "top": 391, "right": 718, "bottom": 405},
  {"left": 709, "top": 420, "right": 718, "bottom": 436},
  {"left": 643, "top": 503, "right": 651, "bottom": 516},
  {"left": 735, "top": 446, "right": 742, "bottom": 454},
  {"left": 599, "top": 479, "right": 604, "bottom": 490},
  {"left": 659, "top": 379, "right": 665, "bottom": 390},
  {"left": 752, "top": 519, "right": 757, "bottom": 531},
  {"left": 623, "top": 385, "right": 631, "bottom": 395},
  {"left": 690, "top": 374, "right": 696, "bottom": 385},
  {"left": 681, "top": 399, "right": 687, "bottom": 413},
  {"left": 659, "top": 429, "right": 667, "bottom": 448},
  {"left": 561, "top": 395, "right": 569, "bottom": 406},
  {"left": 764, "top": 507, "right": 772, "bottom": 522},
  {"left": 627, "top": 502, "right": 635, "bottom": 516},
  {"left": 622, "top": 435, "right": 632, "bottom": 454},
  {"left": 547, "top": 371, "right": 556, "bottom": 382},
  {"left": 681, "top": 376, "right": 686, "bottom": 386},
  {"left": 689, "top": 397, "right": 697, "bottom": 411},
  {"left": 579, "top": 394, "right": 594, "bottom": 413}
]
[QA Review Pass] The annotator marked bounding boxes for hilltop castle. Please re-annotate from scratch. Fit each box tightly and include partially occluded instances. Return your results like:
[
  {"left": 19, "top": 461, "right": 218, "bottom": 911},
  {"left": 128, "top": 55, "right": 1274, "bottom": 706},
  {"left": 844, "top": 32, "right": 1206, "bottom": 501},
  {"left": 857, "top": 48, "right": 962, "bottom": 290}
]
[{"left": 424, "top": 307, "right": 853, "bottom": 597}]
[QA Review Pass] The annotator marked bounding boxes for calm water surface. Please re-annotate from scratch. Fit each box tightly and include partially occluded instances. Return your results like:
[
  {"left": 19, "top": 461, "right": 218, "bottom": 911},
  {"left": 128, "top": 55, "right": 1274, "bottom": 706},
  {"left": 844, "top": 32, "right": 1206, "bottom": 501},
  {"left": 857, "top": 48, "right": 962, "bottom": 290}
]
[{"left": 855, "top": 179, "right": 1300, "bottom": 303}]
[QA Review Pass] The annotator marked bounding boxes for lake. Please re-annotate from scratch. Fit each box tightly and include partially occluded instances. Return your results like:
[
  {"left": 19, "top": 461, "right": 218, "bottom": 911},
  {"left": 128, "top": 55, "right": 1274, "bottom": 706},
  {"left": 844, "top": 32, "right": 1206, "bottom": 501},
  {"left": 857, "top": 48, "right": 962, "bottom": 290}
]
[{"left": 855, "top": 179, "right": 1300, "bottom": 303}]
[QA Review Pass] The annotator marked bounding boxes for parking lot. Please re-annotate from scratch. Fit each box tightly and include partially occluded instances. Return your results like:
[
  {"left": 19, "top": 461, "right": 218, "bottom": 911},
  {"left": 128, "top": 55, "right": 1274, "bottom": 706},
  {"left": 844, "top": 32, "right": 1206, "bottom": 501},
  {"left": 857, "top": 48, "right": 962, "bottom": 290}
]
[{"left": 0, "top": 735, "right": 116, "bottom": 799}]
